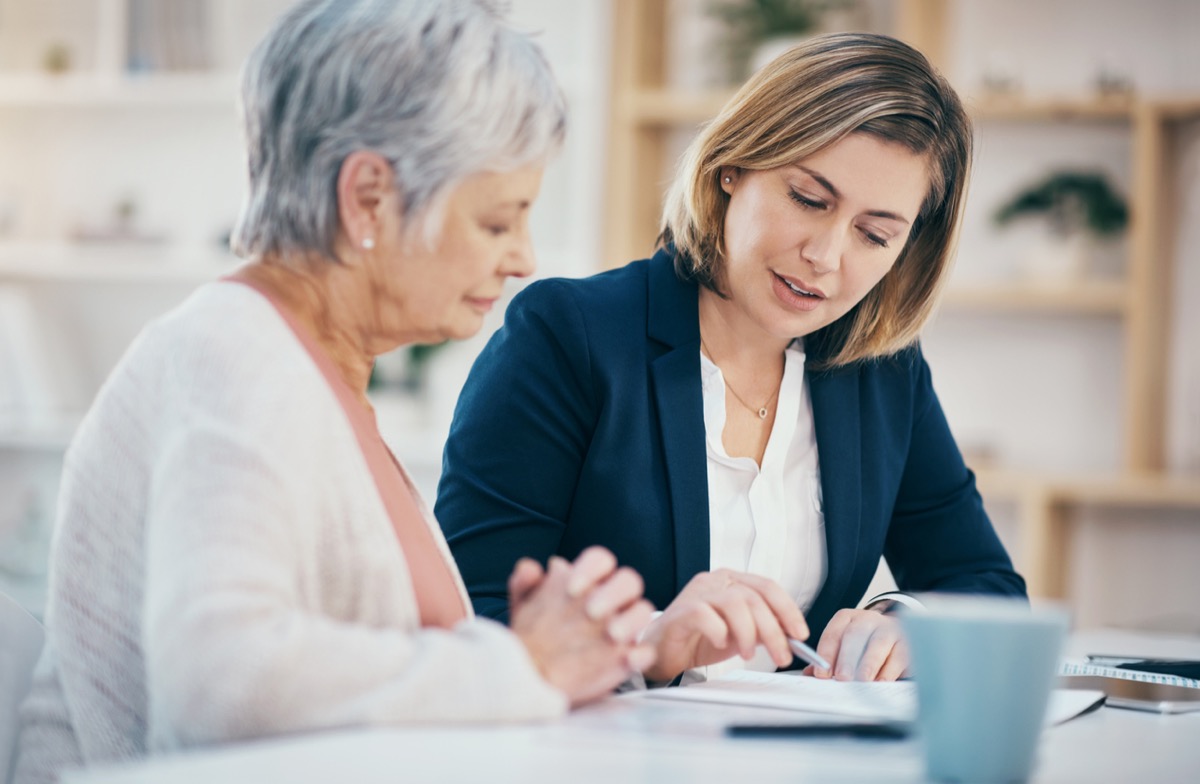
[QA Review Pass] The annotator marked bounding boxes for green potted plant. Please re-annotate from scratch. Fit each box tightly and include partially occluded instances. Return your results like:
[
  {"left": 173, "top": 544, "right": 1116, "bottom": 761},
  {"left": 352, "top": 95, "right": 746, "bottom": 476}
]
[
  {"left": 402, "top": 341, "right": 448, "bottom": 395},
  {"left": 708, "top": 0, "right": 855, "bottom": 81},
  {"left": 367, "top": 341, "right": 448, "bottom": 397},
  {"left": 992, "top": 170, "right": 1129, "bottom": 282}
]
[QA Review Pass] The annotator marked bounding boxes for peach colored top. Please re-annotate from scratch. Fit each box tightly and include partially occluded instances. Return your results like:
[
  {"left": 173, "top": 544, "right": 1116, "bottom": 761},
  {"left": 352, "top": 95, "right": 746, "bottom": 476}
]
[{"left": 226, "top": 275, "right": 467, "bottom": 629}]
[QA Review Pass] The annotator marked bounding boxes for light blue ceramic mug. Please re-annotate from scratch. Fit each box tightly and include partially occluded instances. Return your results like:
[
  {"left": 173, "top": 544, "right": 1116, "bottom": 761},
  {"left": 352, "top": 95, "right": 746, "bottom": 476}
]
[{"left": 902, "top": 595, "right": 1069, "bottom": 783}]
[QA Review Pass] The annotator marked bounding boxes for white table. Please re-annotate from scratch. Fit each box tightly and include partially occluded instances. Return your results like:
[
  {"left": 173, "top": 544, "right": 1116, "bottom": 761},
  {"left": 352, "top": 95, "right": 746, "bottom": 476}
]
[{"left": 64, "top": 629, "right": 1200, "bottom": 784}]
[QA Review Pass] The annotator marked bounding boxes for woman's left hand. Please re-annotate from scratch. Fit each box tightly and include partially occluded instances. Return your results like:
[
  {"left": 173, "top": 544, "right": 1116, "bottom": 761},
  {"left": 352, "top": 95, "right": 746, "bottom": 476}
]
[
  {"left": 508, "top": 547, "right": 656, "bottom": 706},
  {"left": 804, "top": 608, "right": 909, "bottom": 681}
]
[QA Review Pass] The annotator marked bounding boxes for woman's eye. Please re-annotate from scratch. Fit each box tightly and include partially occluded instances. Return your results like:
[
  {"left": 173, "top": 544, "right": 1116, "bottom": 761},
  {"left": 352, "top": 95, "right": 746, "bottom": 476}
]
[
  {"left": 486, "top": 225, "right": 512, "bottom": 236},
  {"left": 788, "top": 190, "right": 826, "bottom": 210},
  {"left": 861, "top": 229, "right": 889, "bottom": 249}
]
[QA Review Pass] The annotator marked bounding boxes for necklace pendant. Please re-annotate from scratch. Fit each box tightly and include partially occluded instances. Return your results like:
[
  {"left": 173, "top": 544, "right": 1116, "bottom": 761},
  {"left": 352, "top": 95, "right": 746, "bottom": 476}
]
[{"left": 758, "top": 407, "right": 768, "bottom": 420}]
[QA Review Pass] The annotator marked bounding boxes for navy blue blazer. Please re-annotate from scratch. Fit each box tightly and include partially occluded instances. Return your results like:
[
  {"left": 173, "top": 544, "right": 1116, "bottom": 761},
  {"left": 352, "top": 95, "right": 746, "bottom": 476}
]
[{"left": 435, "top": 249, "right": 1025, "bottom": 644}]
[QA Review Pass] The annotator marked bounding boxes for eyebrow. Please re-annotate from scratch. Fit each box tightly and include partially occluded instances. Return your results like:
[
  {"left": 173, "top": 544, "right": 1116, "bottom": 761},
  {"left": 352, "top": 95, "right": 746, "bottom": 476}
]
[
  {"left": 483, "top": 200, "right": 531, "bottom": 216},
  {"left": 796, "top": 166, "right": 912, "bottom": 225}
]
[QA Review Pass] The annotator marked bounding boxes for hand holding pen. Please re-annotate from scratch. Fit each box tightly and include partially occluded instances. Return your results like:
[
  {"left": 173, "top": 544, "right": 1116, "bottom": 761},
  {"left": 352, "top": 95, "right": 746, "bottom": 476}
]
[
  {"left": 638, "top": 569, "right": 811, "bottom": 683},
  {"left": 789, "top": 637, "right": 832, "bottom": 671}
]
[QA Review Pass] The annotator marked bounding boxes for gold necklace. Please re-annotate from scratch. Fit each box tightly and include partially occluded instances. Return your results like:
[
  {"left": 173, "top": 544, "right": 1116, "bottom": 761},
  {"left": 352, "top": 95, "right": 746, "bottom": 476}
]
[{"left": 700, "top": 338, "right": 780, "bottom": 421}]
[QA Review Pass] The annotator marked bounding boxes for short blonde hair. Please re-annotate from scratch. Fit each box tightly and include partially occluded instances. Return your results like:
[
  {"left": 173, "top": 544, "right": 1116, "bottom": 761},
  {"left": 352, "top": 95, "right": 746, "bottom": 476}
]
[{"left": 659, "top": 32, "right": 972, "bottom": 369}]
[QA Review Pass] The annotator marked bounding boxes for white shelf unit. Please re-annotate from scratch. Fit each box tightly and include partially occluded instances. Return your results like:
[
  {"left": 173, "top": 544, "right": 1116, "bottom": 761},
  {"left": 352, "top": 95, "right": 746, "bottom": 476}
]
[
  {"left": 0, "top": 0, "right": 614, "bottom": 617},
  {"left": 0, "top": 242, "right": 240, "bottom": 282},
  {"left": 0, "top": 0, "right": 293, "bottom": 617},
  {"left": 0, "top": 72, "right": 241, "bottom": 107}
]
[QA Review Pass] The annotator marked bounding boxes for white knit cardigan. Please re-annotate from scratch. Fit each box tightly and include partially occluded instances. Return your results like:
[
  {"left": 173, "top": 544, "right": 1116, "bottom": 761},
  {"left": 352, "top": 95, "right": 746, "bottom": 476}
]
[{"left": 15, "top": 283, "right": 566, "bottom": 783}]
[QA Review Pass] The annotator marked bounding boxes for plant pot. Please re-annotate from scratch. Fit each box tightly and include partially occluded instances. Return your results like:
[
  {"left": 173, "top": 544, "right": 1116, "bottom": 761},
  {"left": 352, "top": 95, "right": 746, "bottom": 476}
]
[{"left": 1016, "top": 230, "right": 1091, "bottom": 284}]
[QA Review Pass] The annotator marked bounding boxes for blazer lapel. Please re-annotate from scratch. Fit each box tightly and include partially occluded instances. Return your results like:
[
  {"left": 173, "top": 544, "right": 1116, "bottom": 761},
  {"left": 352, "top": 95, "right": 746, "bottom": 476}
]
[
  {"left": 805, "top": 363, "right": 863, "bottom": 630},
  {"left": 646, "top": 252, "right": 709, "bottom": 594}
]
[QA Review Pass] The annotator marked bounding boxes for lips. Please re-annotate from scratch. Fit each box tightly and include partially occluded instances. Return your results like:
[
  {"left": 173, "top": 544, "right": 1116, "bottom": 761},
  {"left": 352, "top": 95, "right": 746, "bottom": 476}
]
[
  {"left": 466, "top": 296, "right": 498, "bottom": 312},
  {"left": 770, "top": 272, "right": 826, "bottom": 314},
  {"left": 774, "top": 273, "right": 826, "bottom": 299}
]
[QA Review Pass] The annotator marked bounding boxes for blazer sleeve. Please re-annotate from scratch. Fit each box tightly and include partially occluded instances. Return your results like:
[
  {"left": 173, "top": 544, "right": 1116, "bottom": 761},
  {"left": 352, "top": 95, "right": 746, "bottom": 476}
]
[
  {"left": 435, "top": 280, "right": 597, "bottom": 622},
  {"left": 881, "top": 349, "right": 1027, "bottom": 597}
]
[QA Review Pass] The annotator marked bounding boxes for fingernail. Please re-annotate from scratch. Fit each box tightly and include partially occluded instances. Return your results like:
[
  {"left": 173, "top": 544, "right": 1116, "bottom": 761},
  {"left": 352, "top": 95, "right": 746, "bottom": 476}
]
[
  {"left": 587, "top": 599, "right": 607, "bottom": 621},
  {"left": 607, "top": 619, "right": 629, "bottom": 641}
]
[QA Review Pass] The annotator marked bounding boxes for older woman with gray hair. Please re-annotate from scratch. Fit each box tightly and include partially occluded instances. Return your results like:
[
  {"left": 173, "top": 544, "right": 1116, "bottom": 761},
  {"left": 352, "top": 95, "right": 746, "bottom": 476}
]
[{"left": 14, "top": 1, "right": 654, "bottom": 780}]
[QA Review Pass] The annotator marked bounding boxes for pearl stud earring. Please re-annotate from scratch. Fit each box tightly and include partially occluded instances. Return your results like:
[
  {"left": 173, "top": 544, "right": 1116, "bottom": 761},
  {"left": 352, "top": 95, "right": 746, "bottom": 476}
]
[
  {"left": 362, "top": 237, "right": 375, "bottom": 250},
  {"left": 723, "top": 176, "right": 732, "bottom": 183}
]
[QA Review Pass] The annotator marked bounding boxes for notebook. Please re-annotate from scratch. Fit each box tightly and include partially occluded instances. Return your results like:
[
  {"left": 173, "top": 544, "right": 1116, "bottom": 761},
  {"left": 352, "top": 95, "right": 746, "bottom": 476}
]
[
  {"left": 1058, "top": 658, "right": 1200, "bottom": 688},
  {"left": 1058, "top": 658, "right": 1200, "bottom": 714}
]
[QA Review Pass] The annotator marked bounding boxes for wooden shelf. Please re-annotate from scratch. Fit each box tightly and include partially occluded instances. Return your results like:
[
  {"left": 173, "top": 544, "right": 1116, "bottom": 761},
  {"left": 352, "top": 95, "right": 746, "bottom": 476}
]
[
  {"left": 969, "top": 94, "right": 1135, "bottom": 121},
  {"left": 969, "top": 94, "right": 1200, "bottom": 123},
  {"left": 1052, "top": 474, "right": 1200, "bottom": 509},
  {"left": 621, "top": 90, "right": 1200, "bottom": 128},
  {"left": 623, "top": 88, "right": 733, "bottom": 126},
  {"left": 975, "top": 468, "right": 1200, "bottom": 509},
  {"left": 940, "top": 281, "right": 1128, "bottom": 315},
  {"left": 1154, "top": 97, "right": 1200, "bottom": 121},
  {"left": 974, "top": 467, "right": 1200, "bottom": 600}
]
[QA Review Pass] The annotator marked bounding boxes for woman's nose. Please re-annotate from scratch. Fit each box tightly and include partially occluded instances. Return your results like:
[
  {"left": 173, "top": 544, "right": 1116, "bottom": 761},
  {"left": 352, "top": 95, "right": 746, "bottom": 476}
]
[
  {"left": 501, "top": 232, "right": 536, "bottom": 278},
  {"left": 799, "top": 224, "right": 844, "bottom": 275}
]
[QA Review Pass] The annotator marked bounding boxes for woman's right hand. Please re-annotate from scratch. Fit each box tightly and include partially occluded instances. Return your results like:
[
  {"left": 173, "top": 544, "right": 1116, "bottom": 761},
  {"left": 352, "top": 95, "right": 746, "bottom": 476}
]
[
  {"left": 640, "top": 569, "right": 809, "bottom": 684},
  {"left": 509, "top": 547, "right": 656, "bottom": 707}
]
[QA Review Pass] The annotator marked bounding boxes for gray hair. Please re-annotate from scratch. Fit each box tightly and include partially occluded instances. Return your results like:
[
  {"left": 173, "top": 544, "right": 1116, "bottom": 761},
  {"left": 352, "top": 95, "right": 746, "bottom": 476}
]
[{"left": 231, "top": 0, "right": 566, "bottom": 261}]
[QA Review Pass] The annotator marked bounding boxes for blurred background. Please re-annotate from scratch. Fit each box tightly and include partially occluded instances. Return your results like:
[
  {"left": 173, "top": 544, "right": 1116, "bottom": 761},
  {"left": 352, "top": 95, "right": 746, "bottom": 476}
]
[{"left": 0, "top": 0, "right": 1197, "bottom": 633}]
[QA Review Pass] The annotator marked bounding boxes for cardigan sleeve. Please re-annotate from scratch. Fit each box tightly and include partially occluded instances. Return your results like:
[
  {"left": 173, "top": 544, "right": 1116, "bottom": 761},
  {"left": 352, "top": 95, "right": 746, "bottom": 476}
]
[
  {"left": 880, "top": 349, "right": 1027, "bottom": 598},
  {"left": 142, "top": 404, "right": 566, "bottom": 750},
  {"left": 435, "top": 280, "right": 597, "bottom": 622}
]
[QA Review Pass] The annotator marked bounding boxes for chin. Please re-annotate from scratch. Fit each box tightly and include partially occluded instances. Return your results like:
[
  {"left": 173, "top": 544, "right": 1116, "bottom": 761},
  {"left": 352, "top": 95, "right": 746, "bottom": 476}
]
[
  {"left": 767, "top": 303, "right": 845, "bottom": 339},
  {"left": 442, "top": 318, "right": 485, "bottom": 342},
  {"left": 759, "top": 312, "right": 820, "bottom": 341}
]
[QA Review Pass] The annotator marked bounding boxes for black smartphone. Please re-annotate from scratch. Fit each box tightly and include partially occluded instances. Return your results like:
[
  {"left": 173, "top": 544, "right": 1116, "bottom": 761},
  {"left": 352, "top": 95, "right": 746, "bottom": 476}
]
[
  {"left": 726, "top": 722, "right": 910, "bottom": 739},
  {"left": 1115, "top": 660, "right": 1200, "bottom": 679}
]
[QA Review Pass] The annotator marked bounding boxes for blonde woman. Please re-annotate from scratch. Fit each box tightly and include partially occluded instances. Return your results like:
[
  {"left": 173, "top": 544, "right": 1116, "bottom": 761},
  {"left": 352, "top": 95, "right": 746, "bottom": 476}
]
[
  {"left": 15, "top": 1, "right": 656, "bottom": 780},
  {"left": 437, "top": 32, "right": 1025, "bottom": 687}
]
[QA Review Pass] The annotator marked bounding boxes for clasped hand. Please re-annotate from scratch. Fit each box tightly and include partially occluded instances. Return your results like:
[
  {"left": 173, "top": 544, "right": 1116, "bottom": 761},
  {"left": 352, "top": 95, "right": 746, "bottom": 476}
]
[
  {"left": 640, "top": 570, "right": 910, "bottom": 683},
  {"left": 509, "top": 547, "right": 656, "bottom": 706}
]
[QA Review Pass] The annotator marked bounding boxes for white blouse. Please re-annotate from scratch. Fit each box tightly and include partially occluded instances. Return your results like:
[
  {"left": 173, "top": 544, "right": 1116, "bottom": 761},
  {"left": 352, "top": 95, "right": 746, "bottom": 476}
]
[{"left": 697, "top": 339, "right": 827, "bottom": 679}]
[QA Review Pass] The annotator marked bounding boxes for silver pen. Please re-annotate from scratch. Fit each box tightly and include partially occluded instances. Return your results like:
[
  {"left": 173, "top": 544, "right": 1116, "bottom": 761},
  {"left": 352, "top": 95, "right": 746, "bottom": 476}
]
[{"left": 788, "top": 638, "right": 832, "bottom": 671}]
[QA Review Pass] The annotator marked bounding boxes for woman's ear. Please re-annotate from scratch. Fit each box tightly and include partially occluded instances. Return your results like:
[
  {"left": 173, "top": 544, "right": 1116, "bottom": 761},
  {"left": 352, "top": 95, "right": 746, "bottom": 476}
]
[
  {"left": 336, "top": 150, "right": 395, "bottom": 251},
  {"left": 719, "top": 166, "right": 739, "bottom": 195}
]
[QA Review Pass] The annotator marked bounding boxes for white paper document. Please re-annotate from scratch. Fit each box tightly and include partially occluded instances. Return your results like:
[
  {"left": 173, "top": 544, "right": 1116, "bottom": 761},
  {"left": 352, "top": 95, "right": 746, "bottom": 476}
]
[{"left": 642, "top": 670, "right": 1104, "bottom": 727}]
